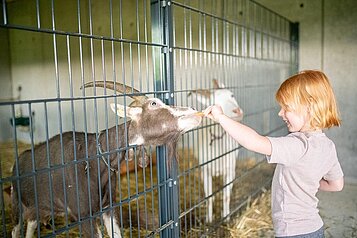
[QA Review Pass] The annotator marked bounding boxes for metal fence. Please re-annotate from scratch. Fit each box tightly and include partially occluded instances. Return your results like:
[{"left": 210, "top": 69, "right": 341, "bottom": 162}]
[{"left": 0, "top": 0, "right": 298, "bottom": 237}]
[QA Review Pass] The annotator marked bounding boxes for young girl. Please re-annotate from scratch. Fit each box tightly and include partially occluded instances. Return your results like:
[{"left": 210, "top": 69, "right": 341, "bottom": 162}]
[{"left": 204, "top": 70, "right": 344, "bottom": 237}]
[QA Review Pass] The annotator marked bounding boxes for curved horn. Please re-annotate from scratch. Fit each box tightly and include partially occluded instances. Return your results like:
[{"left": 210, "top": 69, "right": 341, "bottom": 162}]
[
  {"left": 188, "top": 89, "right": 211, "bottom": 98},
  {"left": 81, "top": 81, "right": 148, "bottom": 105}
]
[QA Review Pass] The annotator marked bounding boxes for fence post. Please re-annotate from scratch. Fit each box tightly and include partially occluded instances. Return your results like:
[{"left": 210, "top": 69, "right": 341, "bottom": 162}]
[{"left": 151, "top": 0, "right": 179, "bottom": 237}]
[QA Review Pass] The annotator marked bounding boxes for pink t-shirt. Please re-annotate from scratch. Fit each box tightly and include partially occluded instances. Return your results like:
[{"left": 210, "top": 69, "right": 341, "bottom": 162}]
[{"left": 267, "top": 131, "right": 343, "bottom": 237}]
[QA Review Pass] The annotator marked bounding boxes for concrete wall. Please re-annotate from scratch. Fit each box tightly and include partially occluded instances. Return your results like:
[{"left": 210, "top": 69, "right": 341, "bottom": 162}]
[{"left": 256, "top": 0, "right": 357, "bottom": 182}]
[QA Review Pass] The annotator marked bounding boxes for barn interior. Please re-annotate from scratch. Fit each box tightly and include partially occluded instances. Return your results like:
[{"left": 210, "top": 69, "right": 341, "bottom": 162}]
[{"left": 1, "top": 0, "right": 356, "bottom": 237}]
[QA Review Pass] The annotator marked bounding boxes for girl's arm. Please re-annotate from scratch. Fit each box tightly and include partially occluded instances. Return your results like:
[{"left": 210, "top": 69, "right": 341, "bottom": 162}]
[
  {"left": 319, "top": 177, "right": 344, "bottom": 191},
  {"left": 204, "top": 105, "right": 272, "bottom": 156}
]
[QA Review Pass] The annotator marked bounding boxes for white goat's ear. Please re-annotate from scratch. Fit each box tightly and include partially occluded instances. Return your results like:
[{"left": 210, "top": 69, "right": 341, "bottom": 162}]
[{"left": 213, "top": 79, "right": 225, "bottom": 89}]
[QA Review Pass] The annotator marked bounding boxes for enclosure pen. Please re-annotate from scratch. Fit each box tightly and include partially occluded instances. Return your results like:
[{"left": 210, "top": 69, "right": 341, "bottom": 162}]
[{"left": 0, "top": 0, "right": 298, "bottom": 237}]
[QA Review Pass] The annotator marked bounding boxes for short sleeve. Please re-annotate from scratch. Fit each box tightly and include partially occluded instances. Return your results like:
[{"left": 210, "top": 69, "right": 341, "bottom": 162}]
[
  {"left": 323, "top": 161, "right": 344, "bottom": 181},
  {"left": 266, "top": 133, "right": 308, "bottom": 166}
]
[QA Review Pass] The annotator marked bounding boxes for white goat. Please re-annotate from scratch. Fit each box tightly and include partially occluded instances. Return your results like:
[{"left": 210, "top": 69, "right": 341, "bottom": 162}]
[{"left": 189, "top": 79, "right": 243, "bottom": 223}]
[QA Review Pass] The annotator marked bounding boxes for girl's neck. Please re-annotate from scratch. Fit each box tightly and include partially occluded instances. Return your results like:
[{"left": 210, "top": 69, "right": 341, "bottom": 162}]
[{"left": 300, "top": 127, "right": 322, "bottom": 133}]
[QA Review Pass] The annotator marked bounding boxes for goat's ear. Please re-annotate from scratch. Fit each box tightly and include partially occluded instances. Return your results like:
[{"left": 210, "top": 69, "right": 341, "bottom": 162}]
[
  {"left": 126, "top": 107, "right": 142, "bottom": 118},
  {"left": 110, "top": 103, "right": 142, "bottom": 119},
  {"left": 212, "top": 79, "right": 225, "bottom": 89},
  {"left": 110, "top": 103, "right": 127, "bottom": 117}
]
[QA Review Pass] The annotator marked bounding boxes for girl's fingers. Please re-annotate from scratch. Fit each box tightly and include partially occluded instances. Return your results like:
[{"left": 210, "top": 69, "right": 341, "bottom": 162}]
[{"left": 203, "top": 106, "right": 212, "bottom": 117}]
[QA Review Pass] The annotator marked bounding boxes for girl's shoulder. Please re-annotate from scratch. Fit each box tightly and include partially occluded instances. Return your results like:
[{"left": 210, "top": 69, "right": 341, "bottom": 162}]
[{"left": 289, "top": 131, "right": 336, "bottom": 150}]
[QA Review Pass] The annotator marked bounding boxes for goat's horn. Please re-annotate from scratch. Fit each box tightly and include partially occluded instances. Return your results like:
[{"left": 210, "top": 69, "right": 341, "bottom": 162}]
[
  {"left": 81, "top": 81, "right": 148, "bottom": 104},
  {"left": 188, "top": 89, "right": 211, "bottom": 98}
]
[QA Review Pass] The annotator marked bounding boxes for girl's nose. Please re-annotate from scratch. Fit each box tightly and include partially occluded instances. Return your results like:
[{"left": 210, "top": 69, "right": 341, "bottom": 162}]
[{"left": 278, "top": 108, "right": 284, "bottom": 117}]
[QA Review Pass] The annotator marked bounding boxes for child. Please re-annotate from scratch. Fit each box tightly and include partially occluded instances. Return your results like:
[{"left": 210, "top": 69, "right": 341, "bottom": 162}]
[{"left": 204, "top": 70, "right": 344, "bottom": 238}]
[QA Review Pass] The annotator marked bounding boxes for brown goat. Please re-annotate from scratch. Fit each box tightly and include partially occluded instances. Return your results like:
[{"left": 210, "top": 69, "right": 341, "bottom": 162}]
[{"left": 11, "top": 81, "right": 202, "bottom": 238}]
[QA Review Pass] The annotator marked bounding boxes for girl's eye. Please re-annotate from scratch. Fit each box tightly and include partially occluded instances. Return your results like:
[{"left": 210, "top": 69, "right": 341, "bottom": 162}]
[{"left": 150, "top": 101, "right": 157, "bottom": 106}]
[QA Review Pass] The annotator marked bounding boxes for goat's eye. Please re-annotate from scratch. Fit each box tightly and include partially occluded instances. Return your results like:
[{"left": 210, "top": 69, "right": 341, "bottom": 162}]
[
  {"left": 150, "top": 101, "right": 157, "bottom": 106},
  {"left": 231, "top": 94, "right": 234, "bottom": 98}
]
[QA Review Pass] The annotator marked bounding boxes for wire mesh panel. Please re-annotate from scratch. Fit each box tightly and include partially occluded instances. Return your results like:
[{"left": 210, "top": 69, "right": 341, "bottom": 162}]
[
  {"left": 172, "top": 0, "right": 298, "bottom": 236},
  {"left": 0, "top": 0, "right": 298, "bottom": 237},
  {"left": 0, "top": 0, "right": 171, "bottom": 237}
]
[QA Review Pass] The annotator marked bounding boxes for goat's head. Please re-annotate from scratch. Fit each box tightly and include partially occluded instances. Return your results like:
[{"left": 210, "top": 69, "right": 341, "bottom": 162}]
[
  {"left": 82, "top": 81, "right": 202, "bottom": 146},
  {"left": 189, "top": 79, "right": 243, "bottom": 121}
]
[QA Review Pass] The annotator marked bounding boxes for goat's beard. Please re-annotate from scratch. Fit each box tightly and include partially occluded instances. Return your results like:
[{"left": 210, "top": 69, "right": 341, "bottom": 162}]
[{"left": 163, "top": 132, "right": 181, "bottom": 172}]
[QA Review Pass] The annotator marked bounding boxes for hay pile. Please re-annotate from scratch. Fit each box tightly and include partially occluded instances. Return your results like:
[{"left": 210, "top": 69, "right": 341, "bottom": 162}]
[
  {"left": 228, "top": 189, "right": 274, "bottom": 237},
  {"left": 181, "top": 158, "right": 274, "bottom": 238}
]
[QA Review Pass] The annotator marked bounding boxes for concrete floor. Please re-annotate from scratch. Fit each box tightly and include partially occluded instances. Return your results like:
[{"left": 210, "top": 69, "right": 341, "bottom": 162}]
[{"left": 317, "top": 183, "right": 357, "bottom": 238}]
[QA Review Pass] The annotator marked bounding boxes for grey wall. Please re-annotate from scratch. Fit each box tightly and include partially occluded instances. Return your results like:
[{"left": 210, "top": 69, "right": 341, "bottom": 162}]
[{"left": 256, "top": 0, "right": 357, "bottom": 183}]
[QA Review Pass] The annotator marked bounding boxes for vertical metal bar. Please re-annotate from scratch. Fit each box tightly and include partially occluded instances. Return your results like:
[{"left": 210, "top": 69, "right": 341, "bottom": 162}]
[
  {"left": 136, "top": 0, "right": 143, "bottom": 91},
  {"left": 149, "top": 145, "right": 156, "bottom": 232},
  {"left": 50, "top": 0, "right": 71, "bottom": 235},
  {"left": 44, "top": 102, "right": 57, "bottom": 235},
  {"left": 101, "top": 37, "right": 111, "bottom": 236},
  {"left": 77, "top": 0, "right": 91, "bottom": 235},
  {"left": 11, "top": 104, "right": 25, "bottom": 237},
  {"left": 151, "top": 0, "right": 179, "bottom": 237},
  {"left": 117, "top": 0, "right": 126, "bottom": 233},
  {"left": 166, "top": 1, "right": 180, "bottom": 236},
  {"left": 66, "top": 34, "right": 82, "bottom": 235},
  {"left": 142, "top": 0, "right": 151, "bottom": 229},
  {"left": 108, "top": 0, "right": 119, "bottom": 237},
  {"left": 0, "top": 144, "right": 6, "bottom": 237},
  {"left": 290, "top": 22, "right": 299, "bottom": 74},
  {"left": 2, "top": 0, "right": 7, "bottom": 25},
  {"left": 134, "top": 1, "right": 144, "bottom": 232},
  {"left": 27, "top": 103, "right": 41, "bottom": 237},
  {"left": 151, "top": 1, "right": 165, "bottom": 237},
  {"left": 36, "top": 0, "right": 40, "bottom": 28},
  {"left": 87, "top": 0, "right": 96, "bottom": 235}
]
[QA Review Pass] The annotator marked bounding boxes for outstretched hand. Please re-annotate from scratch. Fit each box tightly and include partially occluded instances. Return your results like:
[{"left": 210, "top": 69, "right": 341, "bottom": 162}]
[{"left": 204, "top": 105, "right": 225, "bottom": 123}]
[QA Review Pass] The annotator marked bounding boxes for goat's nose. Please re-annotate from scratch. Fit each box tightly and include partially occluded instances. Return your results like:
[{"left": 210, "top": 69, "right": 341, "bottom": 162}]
[{"left": 233, "top": 107, "right": 243, "bottom": 115}]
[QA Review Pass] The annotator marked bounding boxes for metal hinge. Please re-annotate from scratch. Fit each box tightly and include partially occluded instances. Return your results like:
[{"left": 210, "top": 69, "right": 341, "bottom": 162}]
[
  {"left": 168, "top": 179, "right": 177, "bottom": 188},
  {"left": 161, "top": 46, "right": 172, "bottom": 54},
  {"left": 161, "top": 1, "right": 171, "bottom": 7}
]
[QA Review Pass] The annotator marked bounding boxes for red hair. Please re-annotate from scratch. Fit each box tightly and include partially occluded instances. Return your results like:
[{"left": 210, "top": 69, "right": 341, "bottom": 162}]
[{"left": 276, "top": 70, "right": 341, "bottom": 129}]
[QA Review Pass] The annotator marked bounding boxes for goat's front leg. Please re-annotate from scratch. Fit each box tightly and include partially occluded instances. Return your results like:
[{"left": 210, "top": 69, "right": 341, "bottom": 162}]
[
  {"left": 126, "top": 146, "right": 148, "bottom": 168},
  {"left": 11, "top": 223, "right": 20, "bottom": 238},
  {"left": 103, "top": 212, "right": 121, "bottom": 238},
  {"left": 223, "top": 156, "right": 235, "bottom": 221},
  {"left": 25, "top": 220, "right": 37, "bottom": 238},
  {"left": 11, "top": 218, "right": 37, "bottom": 238},
  {"left": 202, "top": 167, "right": 214, "bottom": 223}
]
